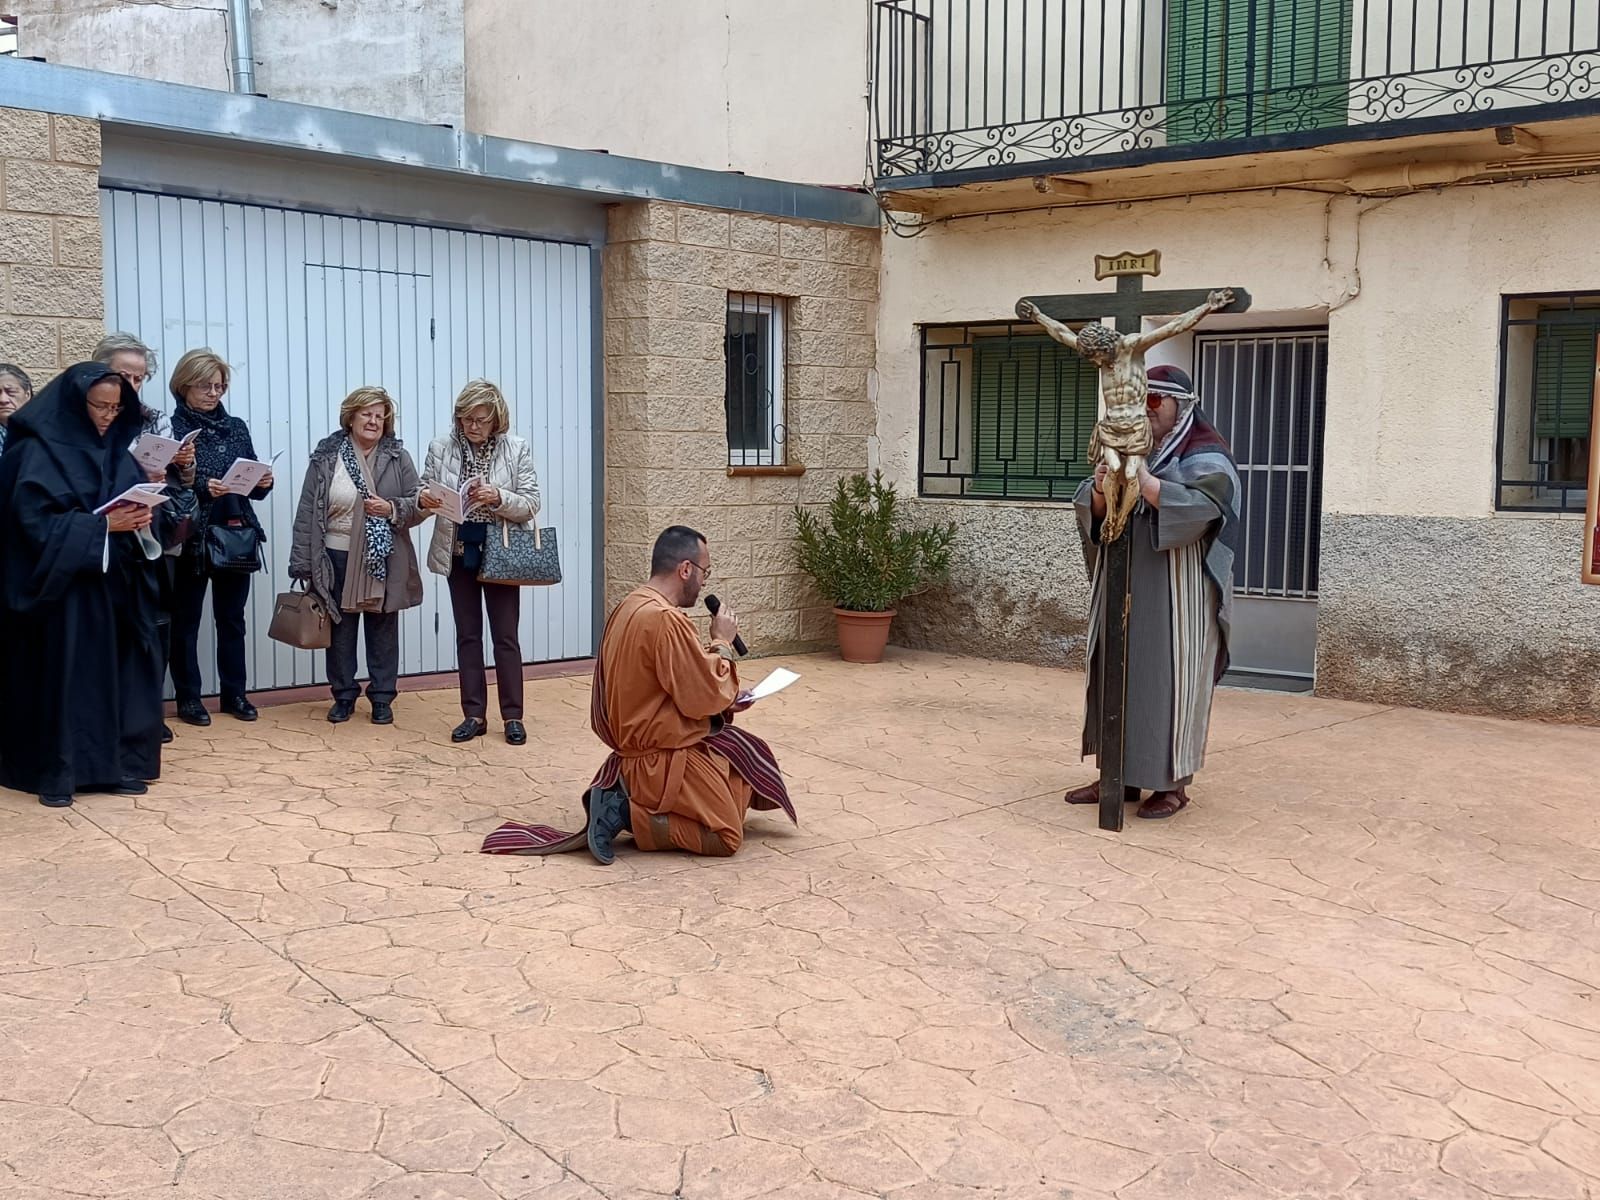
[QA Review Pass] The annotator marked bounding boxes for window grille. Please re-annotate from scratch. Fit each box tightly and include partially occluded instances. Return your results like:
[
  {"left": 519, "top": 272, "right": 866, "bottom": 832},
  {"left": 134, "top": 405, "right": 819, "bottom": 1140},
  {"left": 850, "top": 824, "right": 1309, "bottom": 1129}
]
[
  {"left": 1496, "top": 294, "right": 1600, "bottom": 513},
  {"left": 725, "top": 293, "right": 787, "bottom": 468}
]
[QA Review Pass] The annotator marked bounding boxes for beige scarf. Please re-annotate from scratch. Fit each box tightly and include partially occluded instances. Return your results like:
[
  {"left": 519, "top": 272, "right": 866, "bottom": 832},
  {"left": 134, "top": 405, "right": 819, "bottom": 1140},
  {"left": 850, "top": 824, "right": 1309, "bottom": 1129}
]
[{"left": 339, "top": 444, "right": 387, "bottom": 614}]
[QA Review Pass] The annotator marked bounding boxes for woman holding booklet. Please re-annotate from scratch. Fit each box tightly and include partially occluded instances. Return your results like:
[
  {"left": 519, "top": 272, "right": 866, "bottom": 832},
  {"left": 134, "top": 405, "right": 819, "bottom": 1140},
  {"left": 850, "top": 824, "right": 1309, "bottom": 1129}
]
[
  {"left": 0, "top": 363, "right": 183, "bottom": 807},
  {"left": 168, "top": 349, "right": 274, "bottom": 726},
  {"left": 418, "top": 379, "right": 542, "bottom": 746}
]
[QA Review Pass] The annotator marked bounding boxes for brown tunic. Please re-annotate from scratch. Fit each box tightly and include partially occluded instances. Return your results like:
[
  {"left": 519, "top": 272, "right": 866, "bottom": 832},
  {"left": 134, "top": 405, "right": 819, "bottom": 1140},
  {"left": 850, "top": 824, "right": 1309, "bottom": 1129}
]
[{"left": 597, "top": 586, "right": 752, "bottom": 856}]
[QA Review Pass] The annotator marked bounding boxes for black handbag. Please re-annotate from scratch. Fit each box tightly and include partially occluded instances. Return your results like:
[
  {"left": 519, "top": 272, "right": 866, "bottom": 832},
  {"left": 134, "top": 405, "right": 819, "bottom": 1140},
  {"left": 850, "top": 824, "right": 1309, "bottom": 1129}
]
[{"left": 202, "top": 494, "right": 263, "bottom": 574}]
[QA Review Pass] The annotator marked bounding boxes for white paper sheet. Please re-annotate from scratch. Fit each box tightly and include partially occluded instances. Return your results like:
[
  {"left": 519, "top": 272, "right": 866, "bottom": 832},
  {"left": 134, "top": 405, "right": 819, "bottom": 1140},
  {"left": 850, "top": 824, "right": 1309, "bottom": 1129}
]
[
  {"left": 748, "top": 667, "right": 800, "bottom": 701},
  {"left": 94, "top": 484, "right": 170, "bottom": 516},
  {"left": 130, "top": 429, "right": 199, "bottom": 473}
]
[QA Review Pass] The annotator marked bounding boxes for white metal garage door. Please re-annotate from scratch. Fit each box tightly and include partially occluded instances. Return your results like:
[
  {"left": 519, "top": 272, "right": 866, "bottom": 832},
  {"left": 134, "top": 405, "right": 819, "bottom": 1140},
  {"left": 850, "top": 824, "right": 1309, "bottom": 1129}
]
[{"left": 101, "top": 188, "right": 598, "bottom": 695}]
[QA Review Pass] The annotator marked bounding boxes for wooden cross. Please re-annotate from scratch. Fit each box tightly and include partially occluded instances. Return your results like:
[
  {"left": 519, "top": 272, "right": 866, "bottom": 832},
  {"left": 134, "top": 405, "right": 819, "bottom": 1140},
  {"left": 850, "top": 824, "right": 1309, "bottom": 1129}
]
[{"left": 1019, "top": 260, "right": 1250, "bottom": 833}]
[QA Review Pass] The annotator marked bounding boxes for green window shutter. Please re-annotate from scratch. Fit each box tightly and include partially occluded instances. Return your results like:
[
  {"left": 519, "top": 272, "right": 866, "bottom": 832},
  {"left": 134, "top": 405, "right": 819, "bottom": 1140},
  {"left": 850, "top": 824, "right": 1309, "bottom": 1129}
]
[
  {"left": 1534, "top": 315, "right": 1599, "bottom": 440},
  {"left": 1258, "top": 0, "right": 1351, "bottom": 134},
  {"left": 1167, "top": 0, "right": 1351, "bottom": 146},
  {"left": 970, "top": 335, "right": 1098, "bottom": 499},
  {"left": 1167, "top": 0, "right": 1251, "bottom": 145}
]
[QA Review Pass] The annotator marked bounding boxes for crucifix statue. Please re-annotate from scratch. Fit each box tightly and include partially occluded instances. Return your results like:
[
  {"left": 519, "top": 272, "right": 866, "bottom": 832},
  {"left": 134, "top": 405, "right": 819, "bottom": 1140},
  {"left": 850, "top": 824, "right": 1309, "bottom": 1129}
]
[
  {"left": 1016, "top": 287, "right": 1235, "bottom": 542},
  {"left": 1016, "top": 253, "right": 1250, "bottom": 832}
]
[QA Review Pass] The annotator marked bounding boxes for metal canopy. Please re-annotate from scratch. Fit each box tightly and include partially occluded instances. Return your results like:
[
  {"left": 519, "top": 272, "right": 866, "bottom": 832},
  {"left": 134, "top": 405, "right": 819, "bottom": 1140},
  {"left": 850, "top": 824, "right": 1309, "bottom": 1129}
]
[{"left": 0, "top": 56, "right": 881, "bottom": 228}]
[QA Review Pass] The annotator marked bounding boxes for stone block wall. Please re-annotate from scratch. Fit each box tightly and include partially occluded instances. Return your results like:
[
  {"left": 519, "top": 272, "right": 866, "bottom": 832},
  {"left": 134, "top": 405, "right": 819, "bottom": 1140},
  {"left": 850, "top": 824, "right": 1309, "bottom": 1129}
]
[
  {"left": 0, "top": 108, "right": 103, "bottom": 385},
  {"left": 603, "top": 200, "right": 879, "bottom": 650}
]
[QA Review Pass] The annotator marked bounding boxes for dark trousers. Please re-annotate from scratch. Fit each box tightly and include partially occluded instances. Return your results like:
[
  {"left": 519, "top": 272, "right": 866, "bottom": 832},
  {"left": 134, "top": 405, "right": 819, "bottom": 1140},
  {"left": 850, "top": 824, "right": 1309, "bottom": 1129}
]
[
  {"left": 447, "top": 557, "right": 524, "bottom": 720},
  {"left": 326, "top": 549, "right": 400, "bottom": 704},
  {"left": 170, "top": 552, "right": 253, "bottom": 704},
  {"left": 155, "top": 555, "right": 176, "bottom": 694}
]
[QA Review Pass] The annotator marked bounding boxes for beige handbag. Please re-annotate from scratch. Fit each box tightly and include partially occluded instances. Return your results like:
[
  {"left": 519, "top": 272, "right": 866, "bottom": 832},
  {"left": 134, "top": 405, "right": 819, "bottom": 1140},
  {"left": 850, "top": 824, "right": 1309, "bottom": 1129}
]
[{"left": 268, "top": 583, "right": 332, "bottom": 650}]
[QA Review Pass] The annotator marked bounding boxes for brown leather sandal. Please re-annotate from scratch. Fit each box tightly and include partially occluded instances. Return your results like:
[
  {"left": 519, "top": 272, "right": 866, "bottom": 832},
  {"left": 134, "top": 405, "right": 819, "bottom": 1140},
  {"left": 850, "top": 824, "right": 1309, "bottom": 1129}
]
[
  {"left": 1136, "top": 789, "right": 1191, "bottom": 819},
  {"left": 1065, "top": 782, "right": 1140, "bottom": 805}
]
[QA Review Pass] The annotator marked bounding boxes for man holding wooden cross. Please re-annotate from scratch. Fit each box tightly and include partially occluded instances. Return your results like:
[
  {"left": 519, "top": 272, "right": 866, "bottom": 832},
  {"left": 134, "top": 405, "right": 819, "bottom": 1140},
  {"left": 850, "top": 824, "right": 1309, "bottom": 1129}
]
[{"left": 1018, "top": 279, "right": 1242, "bottom": 821}]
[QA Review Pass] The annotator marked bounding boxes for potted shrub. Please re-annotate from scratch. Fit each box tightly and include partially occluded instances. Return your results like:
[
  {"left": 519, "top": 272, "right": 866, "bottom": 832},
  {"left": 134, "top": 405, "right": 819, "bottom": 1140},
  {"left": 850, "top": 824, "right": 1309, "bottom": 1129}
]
[{"left": 793, "top": 471, "right": 956, "bottom": 664}]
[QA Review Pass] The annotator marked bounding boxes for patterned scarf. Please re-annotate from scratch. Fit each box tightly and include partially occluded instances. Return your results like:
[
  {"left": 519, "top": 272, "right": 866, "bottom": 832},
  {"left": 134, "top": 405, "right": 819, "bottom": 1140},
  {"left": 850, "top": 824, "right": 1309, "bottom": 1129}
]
[
  {"left": 455, "top": 430, "right": 497, "bottom": 522},
  {"left": 339, "top": 434, "right": 392, "bottom": 581}
]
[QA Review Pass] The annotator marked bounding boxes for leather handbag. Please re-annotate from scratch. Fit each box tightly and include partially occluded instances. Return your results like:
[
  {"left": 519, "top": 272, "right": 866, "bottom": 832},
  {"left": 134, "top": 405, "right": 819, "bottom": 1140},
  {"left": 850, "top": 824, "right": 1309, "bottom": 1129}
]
[
  {"left": 202, "top": 494, "right": 264, "bottom": 574},
  {"left": 203, "top": 522, "right": 264, "bottom": 574},
  {"left": 478, "top": 520, "right": 561, "bottom": 587},
  {"left": 267, "top": 583, "right": 332, "bottom": 650}
]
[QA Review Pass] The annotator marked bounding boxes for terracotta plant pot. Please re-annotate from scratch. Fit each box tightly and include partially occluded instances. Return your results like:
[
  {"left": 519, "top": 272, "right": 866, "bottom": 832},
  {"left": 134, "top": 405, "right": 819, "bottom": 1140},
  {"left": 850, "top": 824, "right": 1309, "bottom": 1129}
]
[{"left": 833, "top": 607, "right": 896, "bottom": 664}]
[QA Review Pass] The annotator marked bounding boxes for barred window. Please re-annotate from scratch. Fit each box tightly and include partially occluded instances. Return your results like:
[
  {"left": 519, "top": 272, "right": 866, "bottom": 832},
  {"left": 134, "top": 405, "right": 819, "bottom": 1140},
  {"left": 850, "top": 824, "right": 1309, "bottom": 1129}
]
[
  {"left": 920, "top": 322, "right": 1099, "bottom": 500},
  {"left": 1497, "top": 295, "right": 1600, "bottom": 512},
  {"left": 724, "top": 293, "right": 787, "bottom": 468}
]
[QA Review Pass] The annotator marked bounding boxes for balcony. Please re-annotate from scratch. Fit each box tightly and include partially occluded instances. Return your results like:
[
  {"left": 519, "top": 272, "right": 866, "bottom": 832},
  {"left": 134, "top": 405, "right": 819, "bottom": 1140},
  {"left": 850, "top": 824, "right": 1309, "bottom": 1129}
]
[{"left": 870, "top": 0, "right": 1600, "bottom": 186}]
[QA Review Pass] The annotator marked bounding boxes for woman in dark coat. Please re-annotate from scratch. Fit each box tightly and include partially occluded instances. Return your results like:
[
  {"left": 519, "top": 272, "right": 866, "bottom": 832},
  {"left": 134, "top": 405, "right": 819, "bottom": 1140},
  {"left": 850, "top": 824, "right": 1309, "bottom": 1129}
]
[
  {"left": 0, "top": 363, "right": 177, "bottom": 807},
  {"left": 167, "top": 348, "right": 273, "bottom": 726}
]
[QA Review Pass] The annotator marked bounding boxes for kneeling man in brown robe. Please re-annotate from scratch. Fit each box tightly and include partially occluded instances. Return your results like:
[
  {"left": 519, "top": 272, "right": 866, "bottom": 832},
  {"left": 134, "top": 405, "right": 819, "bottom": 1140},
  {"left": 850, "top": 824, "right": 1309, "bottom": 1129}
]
[{"left": 480, "top": 525, "right": 793, "bottom": 864}]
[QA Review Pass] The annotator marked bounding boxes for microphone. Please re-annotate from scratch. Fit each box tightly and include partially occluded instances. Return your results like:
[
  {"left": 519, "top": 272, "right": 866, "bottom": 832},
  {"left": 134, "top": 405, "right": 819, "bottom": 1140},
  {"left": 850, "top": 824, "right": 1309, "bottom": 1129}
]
[{"left": 704, "top": 594, "right": 747, "bottom": 657}]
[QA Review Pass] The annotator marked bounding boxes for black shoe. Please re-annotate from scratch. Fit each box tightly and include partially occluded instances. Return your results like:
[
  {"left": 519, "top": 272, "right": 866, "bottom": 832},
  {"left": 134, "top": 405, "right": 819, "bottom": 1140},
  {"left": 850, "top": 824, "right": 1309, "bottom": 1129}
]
[
  {"left": 328, "top": 700, "right": 355, "bottom": 724},
  {"left": 505, "top": 720, "right": 527, "bottom": 746},
  {"left": 221, "top": 695, "right": 257, "bottom": 722},
  {"left": 38, "top": 794, "right": 72, "bottom": 808},
  {"left": 370, "top": 702, "right": 394, "bottom": 725},
  {"left": 176, "top": 700, "right": 211, "bottom": 727},
  {"left": 585, "top": 784, "right": 631, "bottom": 866},
  {"left": 113, "top": 780, "right": 148, "bottom": 796},
  {"left": 452, "top": 718, "right": 487, "bottom": 743},
  {"left": 161, "top": 723, "right": 174, "bottom": 744}
]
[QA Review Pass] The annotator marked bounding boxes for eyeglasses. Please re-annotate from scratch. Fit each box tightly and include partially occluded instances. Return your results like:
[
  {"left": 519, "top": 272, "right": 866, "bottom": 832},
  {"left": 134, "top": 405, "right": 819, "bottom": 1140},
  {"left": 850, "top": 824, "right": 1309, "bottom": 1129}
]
[
  {"left": 459, "top": 413, "right": 495, "bottom": 428},
  {"left": 193, "top": 382, "right": 227, "bottom": 396},
  {"left": 86, "top": 400, "right": 122, "bottom": 418},
  {"left": 685, "top": 561, "right": 713, "bottom": 581}
]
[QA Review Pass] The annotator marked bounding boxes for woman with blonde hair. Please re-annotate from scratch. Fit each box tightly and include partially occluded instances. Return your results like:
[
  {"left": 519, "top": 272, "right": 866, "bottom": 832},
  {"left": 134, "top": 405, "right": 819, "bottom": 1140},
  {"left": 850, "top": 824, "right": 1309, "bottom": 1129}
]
[
  {"left": 169, "top": 348, "right": 273, "bottom": 725},
  {"left": 290, "top": 386, "right": 426, "bottom": 725},
  {"left": 419, "top": 379, "right": 541, "bottom": 745}
]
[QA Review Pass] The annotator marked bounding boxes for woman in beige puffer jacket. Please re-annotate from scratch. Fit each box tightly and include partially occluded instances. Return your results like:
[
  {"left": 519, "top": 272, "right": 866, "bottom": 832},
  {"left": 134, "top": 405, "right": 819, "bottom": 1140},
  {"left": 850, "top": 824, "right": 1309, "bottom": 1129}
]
[{"left": 418, "top": 379, "right": 542, "bottom": 746}]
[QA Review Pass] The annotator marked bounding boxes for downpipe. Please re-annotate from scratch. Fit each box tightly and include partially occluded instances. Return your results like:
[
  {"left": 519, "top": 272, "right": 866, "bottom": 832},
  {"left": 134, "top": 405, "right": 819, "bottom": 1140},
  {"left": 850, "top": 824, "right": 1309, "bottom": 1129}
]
[{"left": 227, "top": 0, "right": 256, "bottom": 94}]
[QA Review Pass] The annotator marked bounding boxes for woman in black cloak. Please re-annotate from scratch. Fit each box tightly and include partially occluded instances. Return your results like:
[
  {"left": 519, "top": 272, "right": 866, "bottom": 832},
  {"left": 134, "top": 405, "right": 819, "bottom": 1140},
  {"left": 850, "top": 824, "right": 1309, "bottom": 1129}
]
[{"left": 0, "top": 362, "right": 177, "bottom": 807}]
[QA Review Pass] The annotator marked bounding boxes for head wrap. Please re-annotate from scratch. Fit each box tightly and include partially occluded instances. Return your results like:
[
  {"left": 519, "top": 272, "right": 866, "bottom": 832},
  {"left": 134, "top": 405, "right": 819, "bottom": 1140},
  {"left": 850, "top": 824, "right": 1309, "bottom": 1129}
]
[{"left": 1146, "top": 364, "right": 1196, "bottom": 402}]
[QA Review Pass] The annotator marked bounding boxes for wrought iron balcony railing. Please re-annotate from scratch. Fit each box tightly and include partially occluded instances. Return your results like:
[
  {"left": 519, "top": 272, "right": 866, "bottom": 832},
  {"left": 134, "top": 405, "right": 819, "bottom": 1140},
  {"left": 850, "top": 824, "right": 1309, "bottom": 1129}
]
[{"left": 871, "top": 0, "right": 1600, "bottom": 183}]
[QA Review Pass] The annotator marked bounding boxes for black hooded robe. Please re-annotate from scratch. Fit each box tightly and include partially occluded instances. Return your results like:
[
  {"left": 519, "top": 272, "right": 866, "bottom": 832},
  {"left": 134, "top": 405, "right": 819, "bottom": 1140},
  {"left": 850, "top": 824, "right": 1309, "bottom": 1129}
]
[{"left": 0, "top": 363, "right": 175, "bottom": 798}]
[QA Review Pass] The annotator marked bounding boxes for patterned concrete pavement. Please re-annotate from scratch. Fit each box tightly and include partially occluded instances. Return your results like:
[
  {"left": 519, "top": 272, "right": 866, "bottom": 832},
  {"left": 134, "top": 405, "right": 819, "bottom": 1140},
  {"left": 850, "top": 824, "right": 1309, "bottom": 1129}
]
[{"left": 2, "top": 649, "right": 1599, "bottom": 1200}]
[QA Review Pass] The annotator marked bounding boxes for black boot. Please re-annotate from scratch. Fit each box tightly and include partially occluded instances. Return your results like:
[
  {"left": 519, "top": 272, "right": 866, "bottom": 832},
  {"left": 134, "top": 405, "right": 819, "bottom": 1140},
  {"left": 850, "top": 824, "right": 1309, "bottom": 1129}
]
[
  {"left": 220, "top": 694, "right": 258, "bottom": 722},
  {"left": 176, "top": 700, "right": 211, "bottom": 727},
  {"left": 585, "top": 784, "right": 632, "bottom": 866}
]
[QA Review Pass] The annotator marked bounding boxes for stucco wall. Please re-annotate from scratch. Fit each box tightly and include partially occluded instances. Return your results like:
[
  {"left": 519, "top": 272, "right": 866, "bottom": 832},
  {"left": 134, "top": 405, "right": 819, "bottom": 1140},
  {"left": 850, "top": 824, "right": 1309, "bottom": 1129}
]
[
  {"left": 464, "top": 0, "right": 869, "bottom": 186},
  {"left": 15, "top": 0, "right": 230, "bottom": 90},
  {"left": 878, "top": 175, "right": 1600, "bottom": 720},
  {"left": 13, "top": 0, "right": 465, "bottom": 126},
  {"left": 1318, "top": 513, "right": 1600, "bottom": 721}
]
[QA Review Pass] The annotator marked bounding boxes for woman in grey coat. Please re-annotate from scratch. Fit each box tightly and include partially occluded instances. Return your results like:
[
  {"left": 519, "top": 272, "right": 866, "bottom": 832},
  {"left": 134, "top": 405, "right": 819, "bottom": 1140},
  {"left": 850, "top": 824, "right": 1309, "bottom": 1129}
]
[
  {"left": 289, "top": 386, "right": 426, "bottom": 725},
  {"left": 418, "top": 379, "right": 541, "bottom": 745}
]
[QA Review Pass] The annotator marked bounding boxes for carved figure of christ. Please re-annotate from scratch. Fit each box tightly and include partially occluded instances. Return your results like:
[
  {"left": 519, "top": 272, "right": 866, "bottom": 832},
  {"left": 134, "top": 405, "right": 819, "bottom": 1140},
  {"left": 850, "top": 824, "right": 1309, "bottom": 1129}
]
[{"left": 1015, "top": 288, "right": 1234, "bottom": 541}]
